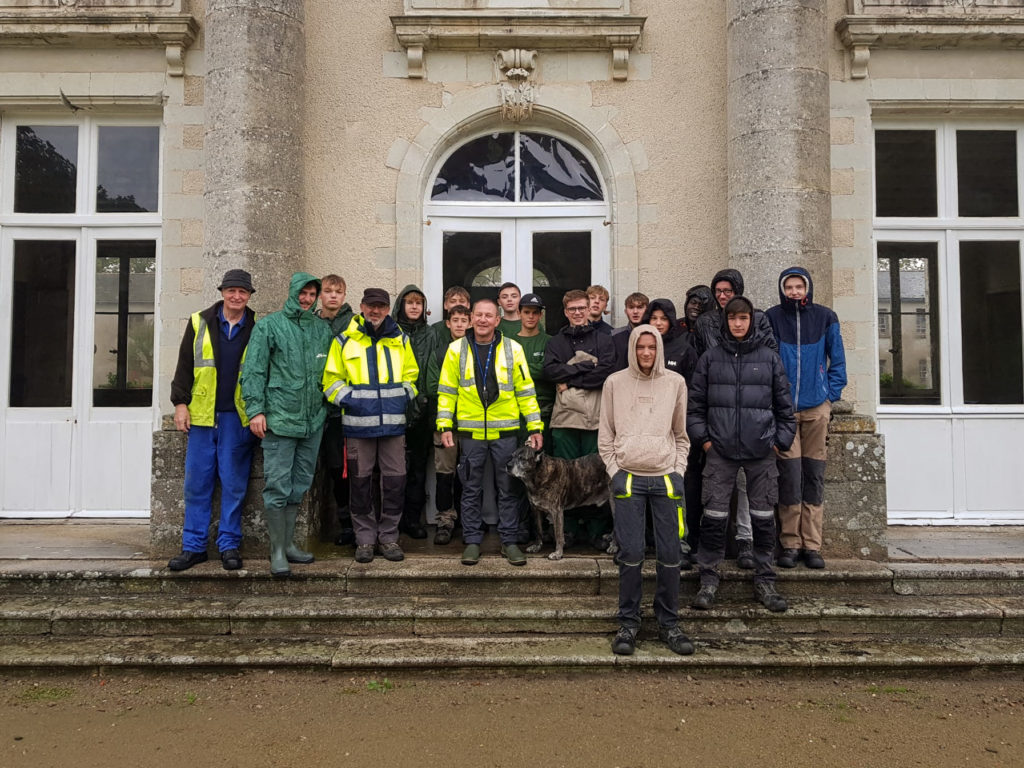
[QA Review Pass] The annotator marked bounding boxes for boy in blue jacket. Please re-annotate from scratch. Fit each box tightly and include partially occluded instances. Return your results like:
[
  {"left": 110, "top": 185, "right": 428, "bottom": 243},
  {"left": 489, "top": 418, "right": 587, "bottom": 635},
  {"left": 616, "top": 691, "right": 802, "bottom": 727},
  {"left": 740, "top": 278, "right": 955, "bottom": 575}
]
[{"left": 765, "top": 267, "right": 847, "bottom": 570}]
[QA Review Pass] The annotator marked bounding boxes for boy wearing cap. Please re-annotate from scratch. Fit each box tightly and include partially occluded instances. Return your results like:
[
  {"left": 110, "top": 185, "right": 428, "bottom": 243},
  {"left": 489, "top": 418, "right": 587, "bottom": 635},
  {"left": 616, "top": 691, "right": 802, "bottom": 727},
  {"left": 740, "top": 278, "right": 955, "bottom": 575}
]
[
  {"left": 241, "top": 272, "right": 333, "bottom": 577},
  {"left": 687, "top": 296, "right": 796, "bottom": 613},
  {"left": 765, "top": 267, "right": 847, "bottom": 570},
  {"left": 168, "top": 269, "right": 258, "bottom": 572},
  {"left": 322, "top": 288, "right": 419, "bottom": 564}
]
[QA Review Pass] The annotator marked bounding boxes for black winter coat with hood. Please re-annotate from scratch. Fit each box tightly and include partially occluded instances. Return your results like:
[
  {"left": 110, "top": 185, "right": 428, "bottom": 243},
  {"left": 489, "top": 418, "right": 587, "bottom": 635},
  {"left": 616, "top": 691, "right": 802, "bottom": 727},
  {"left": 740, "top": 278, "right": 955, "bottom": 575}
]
[
  {"left": 694, "top": 268, "right": 778, "bottom": 357},
  {"left": 687, "top": 305, "right": 796, "bottom": 461}
]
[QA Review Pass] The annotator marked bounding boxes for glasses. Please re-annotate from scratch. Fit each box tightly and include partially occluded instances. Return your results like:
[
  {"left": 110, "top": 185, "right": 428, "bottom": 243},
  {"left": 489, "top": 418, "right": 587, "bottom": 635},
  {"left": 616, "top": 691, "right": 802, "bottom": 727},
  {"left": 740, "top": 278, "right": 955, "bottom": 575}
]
[
  {"left": 566, "top": 306, "right": 588, "bottom": 313},
  {"left": 714, "top": 289, "right": 735, "bottom": 297}
]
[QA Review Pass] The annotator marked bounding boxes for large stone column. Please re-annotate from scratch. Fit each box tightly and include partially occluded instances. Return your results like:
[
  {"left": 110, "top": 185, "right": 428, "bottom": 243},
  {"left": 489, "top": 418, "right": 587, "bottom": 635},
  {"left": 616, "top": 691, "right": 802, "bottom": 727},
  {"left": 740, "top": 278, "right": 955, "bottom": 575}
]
[
  {"left": 204, "top": 0, "right": 306, "bottom": 312},
  {"left": 726, "top": 0, "right": 831, "bottom": 309},
  {"left": 151, "top": 1, "right": 322, "bottom": 558}
]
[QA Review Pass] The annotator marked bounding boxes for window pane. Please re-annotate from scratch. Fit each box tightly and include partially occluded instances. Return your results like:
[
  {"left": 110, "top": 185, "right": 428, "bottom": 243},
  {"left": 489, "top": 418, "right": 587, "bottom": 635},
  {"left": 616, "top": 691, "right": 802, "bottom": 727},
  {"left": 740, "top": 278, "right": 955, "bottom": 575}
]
[
  {"left": 956, "top": 130, "right": 1019, "bottom": 218},
  {"left": 14, "top": 126, "right": 78, "bottom": 213},
  {"left": 959, "top": 241, "right": 1023, "bottom": 404},
  {"left": 96, "top": 126, "right": 160, "bottom": 213},
  {"left": 520, "top": 134, "right": 603, "bottom": 202},
  {"left": 431, "top": 133, "right": 515, "bottom": 202},
  {"left": 10, "top": 241, "right": 76, "bottom": 406},
  {"left": 875, "top": 130, "right": 937, "bottom": 217},
  {"left": 93, "top": 240, "right": 156, "bottom": 407},
  {"left": 531, "top": 231, "right": 591, "bottom": 333},
  {"left": 442, "top": 231, "right": 503, "bottom": 306},
  {"left": 877, "top": 242, "right": 940, "bottom": 404}
]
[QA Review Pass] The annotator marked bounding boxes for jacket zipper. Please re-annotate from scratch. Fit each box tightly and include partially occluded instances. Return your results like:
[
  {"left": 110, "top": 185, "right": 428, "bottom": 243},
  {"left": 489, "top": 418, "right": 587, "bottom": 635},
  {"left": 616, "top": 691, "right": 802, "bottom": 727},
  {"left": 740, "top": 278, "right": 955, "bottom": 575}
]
[
  {"left": 734, "top": 346, "right": 742, "bottom": 456},
  {"left": 794, "top": 310, "right": 801, "bottom": 409}
]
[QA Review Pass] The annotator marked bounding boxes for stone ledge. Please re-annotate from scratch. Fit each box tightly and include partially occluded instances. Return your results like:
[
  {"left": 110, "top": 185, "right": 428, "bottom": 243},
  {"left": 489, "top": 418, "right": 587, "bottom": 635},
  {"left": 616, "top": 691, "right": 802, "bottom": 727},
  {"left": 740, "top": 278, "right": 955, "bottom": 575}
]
[{"left": 836, "top": 14, "right": 1024, "bottom": 78}]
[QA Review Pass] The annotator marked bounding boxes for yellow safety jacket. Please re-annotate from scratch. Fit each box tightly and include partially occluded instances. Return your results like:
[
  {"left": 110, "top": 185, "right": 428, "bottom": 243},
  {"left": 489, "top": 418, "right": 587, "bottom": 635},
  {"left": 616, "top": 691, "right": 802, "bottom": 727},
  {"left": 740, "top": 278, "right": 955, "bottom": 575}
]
[
  {"left": 188, "top": 311, "right": 250, "bottom": 427},
  {"left": 436, "top": 333, "right": 543, "bottom": 440},
  {"left": 321, "top": 314, "right": 419, "bottom": 438}
]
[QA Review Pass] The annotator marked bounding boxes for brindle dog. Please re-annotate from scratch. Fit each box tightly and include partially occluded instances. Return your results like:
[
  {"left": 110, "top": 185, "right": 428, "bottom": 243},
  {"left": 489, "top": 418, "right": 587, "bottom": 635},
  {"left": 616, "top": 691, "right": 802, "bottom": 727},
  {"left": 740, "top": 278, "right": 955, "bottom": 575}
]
[{"left": 507, "top": 442, "right": 615, "bottom": 560}]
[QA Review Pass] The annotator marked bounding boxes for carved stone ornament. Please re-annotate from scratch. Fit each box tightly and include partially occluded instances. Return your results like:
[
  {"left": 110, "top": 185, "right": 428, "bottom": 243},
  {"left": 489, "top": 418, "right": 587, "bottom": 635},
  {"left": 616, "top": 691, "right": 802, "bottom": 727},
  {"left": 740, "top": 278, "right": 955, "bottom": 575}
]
[{"left": 497, "top": 48, "right": 537, "bottom": 123}]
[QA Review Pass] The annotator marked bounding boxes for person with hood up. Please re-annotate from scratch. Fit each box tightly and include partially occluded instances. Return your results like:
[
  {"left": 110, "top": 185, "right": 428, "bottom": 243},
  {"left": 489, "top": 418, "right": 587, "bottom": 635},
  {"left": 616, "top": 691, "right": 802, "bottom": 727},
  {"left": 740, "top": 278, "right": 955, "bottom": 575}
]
[
  {"left": 693, "top": 268, "right": 778, "bottom": 570},
  {"left": 393, "top": 284, "right": 434, "bottom": 539},
  {"left": 680, "top": 284, "right": 714, "bottom": 336},
  {"left": 599, "top": 325, "right": 693, "bottom": 656},
  {"left": 322, "top": 288, "right": 420, "bottom": 564},
  {"left": 242, "top": 272, "right": 333, "bottom": 578},
  {"left": 687, "top": 296, "right": 796, "bottom": 613},
  {"left": 640, "top": 298, "right": 698, "bottom": 384},
  {"left": 316, "top": 274, "right": 356, "bottom": 547},
  {"left": 765, "top": 267, "right": 847, "bottom": 570}
]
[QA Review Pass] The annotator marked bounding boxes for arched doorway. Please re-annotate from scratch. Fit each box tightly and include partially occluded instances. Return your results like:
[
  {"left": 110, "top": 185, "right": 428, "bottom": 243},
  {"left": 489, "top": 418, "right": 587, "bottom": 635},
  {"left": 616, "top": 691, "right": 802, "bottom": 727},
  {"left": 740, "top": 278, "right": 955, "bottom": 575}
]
[{"left": 423, "top": 130, "right": 609, "bottom": 332}]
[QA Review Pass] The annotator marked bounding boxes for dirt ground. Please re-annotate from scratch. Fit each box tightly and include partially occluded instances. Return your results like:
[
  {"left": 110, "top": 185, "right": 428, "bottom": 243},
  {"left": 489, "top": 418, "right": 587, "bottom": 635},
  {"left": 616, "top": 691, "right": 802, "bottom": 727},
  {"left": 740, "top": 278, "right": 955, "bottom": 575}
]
[{"left": 1, "top": 669, "right": 1021, "bottom": 768}]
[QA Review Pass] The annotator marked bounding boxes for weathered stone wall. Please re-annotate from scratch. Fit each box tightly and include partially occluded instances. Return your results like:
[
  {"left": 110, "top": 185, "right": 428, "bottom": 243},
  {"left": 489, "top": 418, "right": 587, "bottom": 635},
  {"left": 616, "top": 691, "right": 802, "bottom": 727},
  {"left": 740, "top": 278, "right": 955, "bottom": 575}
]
[{"left": 825, "top": 410, "right": 887, "bottom": 560}]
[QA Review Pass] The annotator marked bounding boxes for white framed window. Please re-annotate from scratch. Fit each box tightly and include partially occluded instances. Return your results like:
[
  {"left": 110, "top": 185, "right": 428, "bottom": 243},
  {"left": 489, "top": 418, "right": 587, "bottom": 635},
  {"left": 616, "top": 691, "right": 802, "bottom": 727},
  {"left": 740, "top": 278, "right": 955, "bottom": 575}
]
[{"left": 874, "top": 121, "right": 1024, "bottom": 412}]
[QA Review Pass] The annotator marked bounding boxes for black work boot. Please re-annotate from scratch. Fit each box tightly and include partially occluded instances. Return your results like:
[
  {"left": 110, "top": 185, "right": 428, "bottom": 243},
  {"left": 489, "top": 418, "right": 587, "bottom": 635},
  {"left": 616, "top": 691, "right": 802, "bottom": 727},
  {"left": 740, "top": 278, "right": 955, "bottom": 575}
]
[{"left": 611, "top": 626, "right": 638, "bottom": 655}]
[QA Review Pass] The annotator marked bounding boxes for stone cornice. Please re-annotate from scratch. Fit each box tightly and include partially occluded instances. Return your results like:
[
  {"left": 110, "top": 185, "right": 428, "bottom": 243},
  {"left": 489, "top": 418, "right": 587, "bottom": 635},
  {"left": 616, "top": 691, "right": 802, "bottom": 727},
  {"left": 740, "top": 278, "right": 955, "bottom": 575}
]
[
  {"left": 0, "top": 13, "right": 199, "bottom": 76},
  {"left": 390, "top": 13, "right": 645, "bottom": 80},
  {"left": 837, "top": 14, "right": 1024, "bottom": 79}
]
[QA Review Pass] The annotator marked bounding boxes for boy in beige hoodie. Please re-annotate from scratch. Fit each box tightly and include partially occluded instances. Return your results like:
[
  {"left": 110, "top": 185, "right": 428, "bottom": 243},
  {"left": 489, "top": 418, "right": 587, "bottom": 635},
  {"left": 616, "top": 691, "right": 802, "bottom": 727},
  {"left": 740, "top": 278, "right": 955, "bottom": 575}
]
[{"left": 599, "top": 325, "right": 693, "bottom": 656}]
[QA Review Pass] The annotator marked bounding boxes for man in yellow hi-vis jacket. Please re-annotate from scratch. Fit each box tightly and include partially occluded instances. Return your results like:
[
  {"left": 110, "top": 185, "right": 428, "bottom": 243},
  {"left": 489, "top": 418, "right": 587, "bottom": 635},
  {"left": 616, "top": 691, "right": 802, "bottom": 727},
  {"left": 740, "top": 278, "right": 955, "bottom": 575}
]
[
  {"left": 322, "top": 287, "right": 419, "bottom": 565},
  {"left": 437, "top": 298, "right": 543, "bottom": 567}
]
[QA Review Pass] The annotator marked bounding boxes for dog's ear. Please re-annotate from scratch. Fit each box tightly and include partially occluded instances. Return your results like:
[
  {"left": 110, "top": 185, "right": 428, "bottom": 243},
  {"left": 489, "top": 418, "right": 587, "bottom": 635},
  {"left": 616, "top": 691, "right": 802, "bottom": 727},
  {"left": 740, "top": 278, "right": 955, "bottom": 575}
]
[{"left": 534, "top": 450, "right": 543, "bottom": 463}]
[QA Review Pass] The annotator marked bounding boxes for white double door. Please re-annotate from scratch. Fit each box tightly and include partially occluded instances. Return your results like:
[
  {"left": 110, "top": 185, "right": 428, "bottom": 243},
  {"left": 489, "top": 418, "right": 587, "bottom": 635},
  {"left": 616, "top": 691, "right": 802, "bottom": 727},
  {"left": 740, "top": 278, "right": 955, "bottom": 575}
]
[
  {"left": 423, "top": 215, "right": 610, "bottom": 327},
  {"left": 0, "top": 227, "right": 157, "bottom": 517}
]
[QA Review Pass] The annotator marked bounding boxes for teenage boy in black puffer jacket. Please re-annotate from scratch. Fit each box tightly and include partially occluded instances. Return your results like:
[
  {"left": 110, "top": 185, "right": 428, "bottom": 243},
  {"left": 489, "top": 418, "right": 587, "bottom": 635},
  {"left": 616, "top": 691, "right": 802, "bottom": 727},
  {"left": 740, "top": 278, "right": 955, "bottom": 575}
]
[{"left": 687, "top": 296, "right": 796, "bottom": 613}]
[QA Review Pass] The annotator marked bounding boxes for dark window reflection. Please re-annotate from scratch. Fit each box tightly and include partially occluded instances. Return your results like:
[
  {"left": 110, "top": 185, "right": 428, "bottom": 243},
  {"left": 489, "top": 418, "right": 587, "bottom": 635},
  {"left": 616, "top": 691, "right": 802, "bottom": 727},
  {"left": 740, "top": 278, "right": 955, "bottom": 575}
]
[
  {"left": 93, "top": 241, "right": 156, "bottom": 407},
  {"left": 432, "top": 134, "right": 515, "bottom": 202},
  {"left": 10, "top": 241, "right": 76, "bottom": 407},
  {"left": 96, "top": 126, "right": 160, "bottom": 213},
  {"left": 442, "top": 231, "right": 503, "bottom": 306},
  {"left": 956, "top": 131, "right": 1018, "bottom": 218},
  {"left": 14, "top": 126, "right": 78, "bottom": 213},
  {"left": 875, "top": 130, "right": 937, "bottom": 217},
  {"left": 532, "top": 231, "right": 591, "bottom": 333},
  {"left": 520, "top": 134, "right": 602, "bottom": 202},
  {"left": 959, "top": 241, "right": 1023, "bottom": 404},
  {"left": 877, "top": 242, "right": 940, "bottom": 405}
]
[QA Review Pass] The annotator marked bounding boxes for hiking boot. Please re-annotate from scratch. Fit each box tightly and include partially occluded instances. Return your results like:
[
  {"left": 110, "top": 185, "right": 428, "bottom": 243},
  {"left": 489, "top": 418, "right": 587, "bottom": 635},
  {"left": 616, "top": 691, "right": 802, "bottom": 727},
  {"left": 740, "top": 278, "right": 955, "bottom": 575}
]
[
  {"left": 378, "top": 542, "right": 405, "bottom": 562},
  {"left": 736, "top": 539, "right": 755, "bottom": 569},
  {"left": 220, "top": 549, "right": 242, "bottom": 571},
  {"left": 354, "top": 545, "right": 374, "bottom": 564},
  {"left": 658, "top": 625, "right": 695, "bottom": 656},
  {"left": 754, "top": 581, "right": 789, "bottom": 613},
  {"left": 691, "top": 584, "right": 717, "bottom": 610},
  {"left": 777, "top": 548, "right": 800, "bottom": 569},
  {"left": 611, "top": 626, "right": 638, "bottom": 656},
  {"left": 802, "top": 549, "right": 826, "bottom": 569},
  {"left": 461, "top": 543, "right": 481, "bottom": 566},
  {"left": 434, "top": 526, "right": 453, "bottom": 545},
  {"left": 168, "top": 550, "right": 208, "bottom": 571},
  {"left": 501, "top": 543, "right": 527, "bottom": 566}
]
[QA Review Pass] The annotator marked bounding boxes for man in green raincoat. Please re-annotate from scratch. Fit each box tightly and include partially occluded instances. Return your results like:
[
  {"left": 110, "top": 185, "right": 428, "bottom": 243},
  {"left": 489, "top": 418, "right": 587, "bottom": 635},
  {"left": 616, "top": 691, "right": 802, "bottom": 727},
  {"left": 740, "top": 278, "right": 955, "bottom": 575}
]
[{"left": 241, "top": 272, "right": 333, "bottom": 577}]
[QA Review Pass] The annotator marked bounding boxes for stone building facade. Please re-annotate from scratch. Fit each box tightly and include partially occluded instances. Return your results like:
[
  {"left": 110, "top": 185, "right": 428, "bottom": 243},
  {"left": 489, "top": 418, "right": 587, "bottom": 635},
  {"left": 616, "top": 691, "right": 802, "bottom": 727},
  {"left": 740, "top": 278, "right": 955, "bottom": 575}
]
[{"left": 3, "top": 0, "right": 1024, "bottom": 558}]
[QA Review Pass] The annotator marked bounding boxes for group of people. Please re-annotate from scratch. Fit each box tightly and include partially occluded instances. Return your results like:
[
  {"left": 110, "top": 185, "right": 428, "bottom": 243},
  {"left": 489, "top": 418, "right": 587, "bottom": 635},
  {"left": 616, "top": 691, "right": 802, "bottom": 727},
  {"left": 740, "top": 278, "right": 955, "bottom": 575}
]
[{"left": 167, "top": 265, "right": 846, "bottom": 656}]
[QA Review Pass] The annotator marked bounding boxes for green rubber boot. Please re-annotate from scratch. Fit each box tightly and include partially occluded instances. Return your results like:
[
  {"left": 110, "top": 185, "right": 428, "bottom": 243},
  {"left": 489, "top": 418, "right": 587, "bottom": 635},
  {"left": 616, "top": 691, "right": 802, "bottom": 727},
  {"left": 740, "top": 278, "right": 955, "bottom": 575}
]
[
  {"left": 284, "top": 504, "right": 315, "bottom": 564},
  {"left": 263, "top": 507, "right": 291, "bottom": 578}
]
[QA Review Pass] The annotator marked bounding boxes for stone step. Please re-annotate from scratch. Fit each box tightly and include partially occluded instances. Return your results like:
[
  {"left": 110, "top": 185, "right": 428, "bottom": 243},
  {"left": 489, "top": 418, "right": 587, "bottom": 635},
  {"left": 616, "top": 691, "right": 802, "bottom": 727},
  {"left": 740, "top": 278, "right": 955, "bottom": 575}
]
[
  {"left": 1, "top": 634, "right": 1021, "bottom": 673},
  {"left": 3, "top": 558, "right": 1021, "bottom": 598},
  {"left": 3, "top": 594, "right": 1021, "bottom": 639}
]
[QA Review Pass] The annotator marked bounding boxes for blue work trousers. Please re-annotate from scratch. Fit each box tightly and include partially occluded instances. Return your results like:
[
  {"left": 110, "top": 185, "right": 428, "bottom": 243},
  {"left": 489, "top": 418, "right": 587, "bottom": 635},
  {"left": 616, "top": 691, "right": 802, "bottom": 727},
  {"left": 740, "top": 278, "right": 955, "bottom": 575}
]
[{"left": 182, "top": 410, "right": 256, "bottom": 553}]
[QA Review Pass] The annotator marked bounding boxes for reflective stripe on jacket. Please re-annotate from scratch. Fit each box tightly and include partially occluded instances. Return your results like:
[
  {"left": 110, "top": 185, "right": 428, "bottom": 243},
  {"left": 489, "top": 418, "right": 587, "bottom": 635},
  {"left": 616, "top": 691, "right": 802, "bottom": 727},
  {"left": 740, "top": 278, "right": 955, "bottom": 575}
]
[
  {"left": 321, "top": 314, "right": 419, "bottom": 439},
  {"left": 435, "top": 335, "right": 543, "bottom": 440},
  {"left": 188, "top": 311, "right": 249, "bottom": 427}
]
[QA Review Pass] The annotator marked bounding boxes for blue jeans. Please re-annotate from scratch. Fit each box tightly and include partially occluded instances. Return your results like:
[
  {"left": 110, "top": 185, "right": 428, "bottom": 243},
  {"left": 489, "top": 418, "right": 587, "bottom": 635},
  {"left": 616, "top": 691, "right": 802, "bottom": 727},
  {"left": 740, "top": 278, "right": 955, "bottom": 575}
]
[
  {"left": 182, "top": 411, "right": 256, "bottom": 552},
  {"left": 613, "top": 472, "right": 684, "bottom": 630}
]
